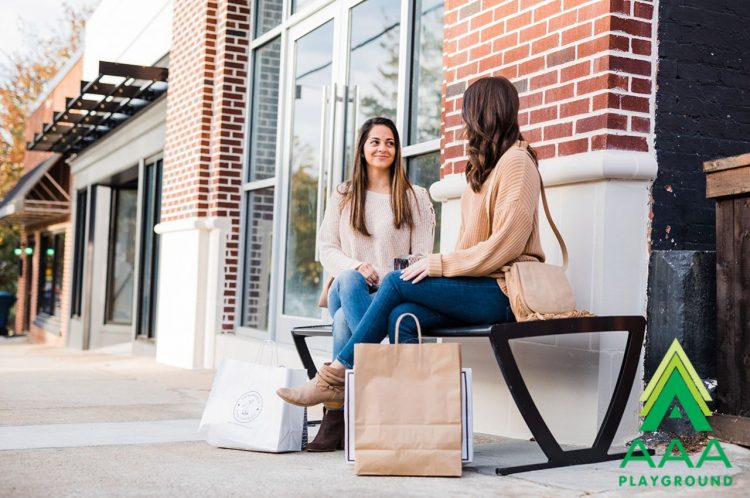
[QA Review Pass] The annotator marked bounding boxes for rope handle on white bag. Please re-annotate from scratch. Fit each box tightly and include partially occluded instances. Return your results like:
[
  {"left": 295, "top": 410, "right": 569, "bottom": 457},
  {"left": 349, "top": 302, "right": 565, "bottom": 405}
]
[
  {"left": 394, "top": 313, "right": 423, "bottom": 345},
  {"left": 255, "top": 339, "right": 279, "bottom": 367}
]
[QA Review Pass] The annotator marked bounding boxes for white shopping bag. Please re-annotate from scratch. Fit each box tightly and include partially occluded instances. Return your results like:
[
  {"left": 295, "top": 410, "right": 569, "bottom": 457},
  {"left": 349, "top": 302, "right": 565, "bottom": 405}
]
[
  {"left": 344, "top": 368, "right": 474, "bottom": 464},
  {"left": 199, "top": 358, "right": 308, "bottom": 452}
]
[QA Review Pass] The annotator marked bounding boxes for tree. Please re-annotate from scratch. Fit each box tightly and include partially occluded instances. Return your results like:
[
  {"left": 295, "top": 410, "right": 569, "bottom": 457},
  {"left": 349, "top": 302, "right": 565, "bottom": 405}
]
[{"left": 0, "top": 2, "right": 96, "bottom": 313}]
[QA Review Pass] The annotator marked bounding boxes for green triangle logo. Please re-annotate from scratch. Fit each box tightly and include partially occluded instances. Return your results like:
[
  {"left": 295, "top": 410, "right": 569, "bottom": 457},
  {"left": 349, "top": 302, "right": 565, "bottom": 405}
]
[
  {"left": 670, "top": 405, "right": 683, "bottom": 419},
  {"left": 640, "top": 339, "right": 712, "bottom": 432}
]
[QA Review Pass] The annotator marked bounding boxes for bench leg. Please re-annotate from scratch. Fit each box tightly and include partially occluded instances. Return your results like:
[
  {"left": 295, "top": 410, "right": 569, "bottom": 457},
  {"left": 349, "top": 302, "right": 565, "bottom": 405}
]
[
  {"left": 291, "top": 332, "right": 319, "bottom": 380},
  {"left": 487, "top": 316, "right": 654, "bottom": 475}
]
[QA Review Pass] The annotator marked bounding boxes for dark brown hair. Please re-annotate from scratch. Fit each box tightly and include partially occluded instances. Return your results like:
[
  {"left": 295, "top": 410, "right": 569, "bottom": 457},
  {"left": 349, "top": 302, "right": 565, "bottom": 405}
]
[
  {"left": 462, "top": 76, "right": 538, "bottom": 192},
  {"left": 340, "top": 117, "right": 415, "bottom": 236}
]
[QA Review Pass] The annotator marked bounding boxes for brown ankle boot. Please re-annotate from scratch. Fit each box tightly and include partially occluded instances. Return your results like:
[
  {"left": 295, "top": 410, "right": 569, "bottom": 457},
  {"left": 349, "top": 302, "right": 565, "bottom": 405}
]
[
  {"left": 306, "top": 409, "right": 345, "bottom": 452},
  {"left": 276, "top": 362, "right": 345, "bottom": 408}
]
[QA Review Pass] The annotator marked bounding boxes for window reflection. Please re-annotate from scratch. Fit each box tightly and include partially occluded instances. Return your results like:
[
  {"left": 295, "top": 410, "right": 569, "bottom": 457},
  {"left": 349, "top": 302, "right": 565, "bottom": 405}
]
[
  {"left": 249, "top": 37, "right": 282, "bottom": 182},
  {"left": 38, "top": 233, "right": 65, "bottom": 317},
  {"left": 410, "top": 0, "right": 444, "bottom": 144},
  {"left": 408, "top": 152, "right": 441, "bottom": 253},
  {"left": 283, "top": 22, "right": 333, "bottom": 317},
  {"left": 345, "top": 0, "right": 401, "bottom": 176},
  {"left": 106, "top": 188, "right": 137, "bottom": 324},
  {"left": 242, "top": 188, "right": 275, "bottom": 329},
  {"left": 255, "top": 0, "right": 284, "bottom": 37}
]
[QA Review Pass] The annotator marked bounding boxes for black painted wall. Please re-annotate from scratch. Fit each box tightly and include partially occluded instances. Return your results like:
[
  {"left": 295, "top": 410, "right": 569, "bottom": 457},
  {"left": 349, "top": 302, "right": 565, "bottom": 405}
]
[
  {"left": 653, "top": 0, "right": 750, "bottom": 250},
  {"left": 647, "top": 1, "right": 750, "bottom": 389}
]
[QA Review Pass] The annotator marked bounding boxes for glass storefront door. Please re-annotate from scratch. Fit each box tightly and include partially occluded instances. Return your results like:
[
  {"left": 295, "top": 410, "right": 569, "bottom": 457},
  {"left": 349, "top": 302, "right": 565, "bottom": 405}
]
[
  {"left": 278, "top": 5, "right": 339, "bottom": 337},
  {"left": 275, "top": 0, "right": 406, "bottom": 339}
]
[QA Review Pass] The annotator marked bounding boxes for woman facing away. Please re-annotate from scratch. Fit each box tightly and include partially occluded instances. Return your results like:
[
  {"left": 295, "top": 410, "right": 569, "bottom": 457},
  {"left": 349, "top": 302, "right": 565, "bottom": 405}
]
[
  {"left": 277, "top": 116, "right": 435, "bottom": 451},
  {"left": 277, "top": 75, "right": 545, "bottom": 411}
]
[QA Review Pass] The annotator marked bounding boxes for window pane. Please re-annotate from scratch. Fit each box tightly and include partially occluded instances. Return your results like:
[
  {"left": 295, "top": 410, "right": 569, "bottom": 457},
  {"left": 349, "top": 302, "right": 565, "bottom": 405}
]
[
  {"left": 38, "top": 233, "right": 64, "bottom": 316},
  {"left": 254, "top": 0, "right": 283, "bottom": 37},
  {"left": 291, "top": 0, "right": 315, "bottom": 15},
  {"left": 71, "top": 189, "right": 87, "bottom": 317},
  {"left": 242, "top": 187, "right": 275, "bottom": 330},
  {"left": 344, "top": 0, "right": 401, "bottom": 175},
  {"left": 282, "top": 22, "right": 333, "bottom": 317},
  {"left": 106, "top": 189, "right": 137, "bottom": 324},
  {"left": 408, "top": 152, "right": 441, "bottom": 253},
  {"left": 249, "top": 37, "right": 282, "bottom": 182},
  {"left": 137, "top": 160, "right": 162, "bottom": 339},
  {"left": 53, "top": 234, "right": 64, "bottom": 315},
  {"left": 410, "top": 0, "right": 443, "bottom": 144}
]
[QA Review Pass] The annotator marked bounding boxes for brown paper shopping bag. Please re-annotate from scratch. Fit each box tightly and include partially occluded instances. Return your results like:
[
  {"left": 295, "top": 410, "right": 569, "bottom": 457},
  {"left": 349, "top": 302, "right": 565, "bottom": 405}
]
[{"left": 353, "top": 313, "right": 463, "bottom": 477}]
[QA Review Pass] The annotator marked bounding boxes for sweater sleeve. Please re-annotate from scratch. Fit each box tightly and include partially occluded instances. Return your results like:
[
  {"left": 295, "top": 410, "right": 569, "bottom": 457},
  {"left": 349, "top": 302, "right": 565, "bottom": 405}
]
[
  {"left": 410, "top": 187, "right": 436, "bottom": 256},
  {"left": 427, "top": 155, "right": 540, "bottom": 277},
  {"left": 318, "top": 188, "right": 363, "bottom": 276}
]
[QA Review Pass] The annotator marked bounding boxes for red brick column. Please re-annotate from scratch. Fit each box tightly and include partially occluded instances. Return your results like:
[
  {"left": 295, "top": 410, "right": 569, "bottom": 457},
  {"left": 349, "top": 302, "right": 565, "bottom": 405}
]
[
  {"left": 28, "top": 231, "right": 42, "bottom": 342},
  {"left": 14, "top": 228, "right": 28, "bottom": 334},
  {"left": 209, "top": 0, "right": 251, "bottom": 331},
  {"left": 163, "top": 0, "right": 251, "bottom": 332},
  {"left": 441, "top": 0, "right": 655, "bottom": 175},
  {"left": 161, "top": 0, "right": 218, "bottom": 221}
]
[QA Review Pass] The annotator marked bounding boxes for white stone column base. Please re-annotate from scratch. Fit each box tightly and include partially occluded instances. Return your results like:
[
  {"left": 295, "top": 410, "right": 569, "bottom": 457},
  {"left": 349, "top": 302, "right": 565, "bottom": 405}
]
[
  {"left": 153, "top": 217, "right": 231, "bottom": 369},
  {"left": 429, "top": 150, "right": 657, "bottom": 446}
]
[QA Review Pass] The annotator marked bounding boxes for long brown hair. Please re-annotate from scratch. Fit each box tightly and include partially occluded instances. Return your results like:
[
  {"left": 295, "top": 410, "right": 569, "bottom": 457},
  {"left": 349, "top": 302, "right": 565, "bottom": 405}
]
[
  {"left": 340, "top": 117, "right": 415, "bottom": 236},
  {"left": 462, "top": 76, "right": 538, "bottom": 192}
]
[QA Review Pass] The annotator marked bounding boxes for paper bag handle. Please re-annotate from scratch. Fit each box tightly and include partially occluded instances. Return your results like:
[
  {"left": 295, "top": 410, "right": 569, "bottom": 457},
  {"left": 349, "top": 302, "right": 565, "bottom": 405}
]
[
  {"left": 255, "top": 339, "right": 279, "bottom": 366},
  {"left": 393, "top": 313, "right": 422, "bottom": 344}
]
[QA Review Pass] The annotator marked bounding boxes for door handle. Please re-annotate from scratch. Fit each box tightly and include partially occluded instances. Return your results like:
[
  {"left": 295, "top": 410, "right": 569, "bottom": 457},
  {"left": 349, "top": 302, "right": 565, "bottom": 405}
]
[
  {"left": 314, "top": 85, "right": 331, "bottom": 262},
  {"left": 349, "top": 84, "right": 359, "bottom": 167},
  {"left": 326, "top": 83, "right": 339, "bottom": 202}
]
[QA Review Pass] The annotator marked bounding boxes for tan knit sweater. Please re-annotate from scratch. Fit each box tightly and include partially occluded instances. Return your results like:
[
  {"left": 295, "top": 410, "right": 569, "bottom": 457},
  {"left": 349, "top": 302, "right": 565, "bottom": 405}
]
[
  {"left": 319, "top": 184, "right": 435, "bottom": 280},
  {"left": 427, "top": 142, "right": 545, "bottom": 295}
]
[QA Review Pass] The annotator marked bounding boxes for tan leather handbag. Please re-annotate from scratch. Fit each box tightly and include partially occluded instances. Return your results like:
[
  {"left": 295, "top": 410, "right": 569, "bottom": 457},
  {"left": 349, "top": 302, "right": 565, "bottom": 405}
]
[
  {"left": 318, "top": 276, "right": 335, "bottom": 308},
  {"left": 493, "top": 145, "right": 593, "bottom": 321}
]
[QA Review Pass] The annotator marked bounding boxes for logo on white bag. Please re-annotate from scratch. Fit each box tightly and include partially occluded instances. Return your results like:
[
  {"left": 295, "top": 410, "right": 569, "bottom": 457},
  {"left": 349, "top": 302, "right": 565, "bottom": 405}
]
[{"left": 233, "top": 391, "right": 263, "bottom": 423}]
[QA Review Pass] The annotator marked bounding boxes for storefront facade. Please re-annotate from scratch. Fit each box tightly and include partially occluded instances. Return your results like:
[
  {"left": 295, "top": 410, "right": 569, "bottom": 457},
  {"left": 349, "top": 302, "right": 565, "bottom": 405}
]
[
  {"left": 151, "top": 0, "right": 659, "bottom": 445},
  {"left": 4, "top": 0, "right": 671, "bottom": 445}
]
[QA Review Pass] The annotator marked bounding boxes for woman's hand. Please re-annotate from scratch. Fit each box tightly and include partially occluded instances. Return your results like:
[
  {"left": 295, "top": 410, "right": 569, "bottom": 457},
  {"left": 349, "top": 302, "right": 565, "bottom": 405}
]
[
  {"left": 357, "top": 263, "right": 380, "bottom": 287},
  {"left": 400, "top": 258, "right": 430, "bottom": 284}
]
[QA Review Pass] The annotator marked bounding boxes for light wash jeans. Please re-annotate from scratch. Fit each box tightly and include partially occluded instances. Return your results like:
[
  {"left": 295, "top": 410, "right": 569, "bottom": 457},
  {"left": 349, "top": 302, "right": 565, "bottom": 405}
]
[
  {"left": 335, "top": 270, "right": 514, "bottom": 368},
  {"left": 327, "top": 269, "right": 376, "bottom": 362}
]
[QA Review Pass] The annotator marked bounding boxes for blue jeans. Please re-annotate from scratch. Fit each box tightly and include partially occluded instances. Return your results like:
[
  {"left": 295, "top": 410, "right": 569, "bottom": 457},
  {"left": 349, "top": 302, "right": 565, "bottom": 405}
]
[
  {"left": 335, "top": 271, "right": 514, "bottom": 368},
  {"left": 327, "top": 269, "right": 375, "bottom": 361}
]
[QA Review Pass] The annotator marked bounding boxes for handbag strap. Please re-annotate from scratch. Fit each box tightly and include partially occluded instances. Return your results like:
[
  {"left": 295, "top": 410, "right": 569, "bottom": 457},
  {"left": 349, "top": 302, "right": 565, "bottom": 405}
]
[
  {"left": 394, "top": 313, "right": 422, "bottom": 344},
  {"left": 537, "top": 172, "right": 569, "bottom": 270},
  {"left": 485, "top": 141, "right": 569, "bottom": 270}
]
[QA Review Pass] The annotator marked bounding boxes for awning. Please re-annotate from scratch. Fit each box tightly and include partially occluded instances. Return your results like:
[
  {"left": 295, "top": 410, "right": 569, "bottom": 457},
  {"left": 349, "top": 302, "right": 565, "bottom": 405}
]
[
  {"left": 26, "top": 61, "right": 168, "bottom": 157},
  {"left": 0, "top": 155, "right": 70, "bottom": 225}
]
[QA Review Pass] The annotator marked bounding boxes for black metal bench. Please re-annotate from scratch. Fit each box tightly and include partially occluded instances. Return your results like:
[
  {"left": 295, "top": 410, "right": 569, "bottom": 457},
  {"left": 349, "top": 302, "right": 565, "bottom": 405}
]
[{"left": 292, "top": 315, "right": 653, "bottom": 475}]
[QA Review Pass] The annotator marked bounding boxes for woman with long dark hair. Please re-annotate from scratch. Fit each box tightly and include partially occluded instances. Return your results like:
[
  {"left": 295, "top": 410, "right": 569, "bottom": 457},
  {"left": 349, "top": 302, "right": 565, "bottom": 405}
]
[
  {"left": 277, "top": 116, "right": 435, "bottom": 450},
  {"left": 278, "top": 75, "right": 545, "bottom": 408}
]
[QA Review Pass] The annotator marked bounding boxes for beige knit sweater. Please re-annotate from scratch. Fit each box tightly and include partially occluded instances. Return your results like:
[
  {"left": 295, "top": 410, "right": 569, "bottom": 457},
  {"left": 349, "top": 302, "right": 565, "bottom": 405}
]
[
  {"left": 427, "top": 142, "right": 545, "bottom": 295},
  {"left": 319, "top": 184, "right": 436, "bottom": 280}
]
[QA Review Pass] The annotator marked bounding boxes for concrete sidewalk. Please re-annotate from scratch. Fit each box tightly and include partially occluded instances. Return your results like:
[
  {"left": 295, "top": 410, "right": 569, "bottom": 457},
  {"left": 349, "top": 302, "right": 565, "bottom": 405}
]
[{"left": 0, "top": 338, "right": 746, "bottom": 497}]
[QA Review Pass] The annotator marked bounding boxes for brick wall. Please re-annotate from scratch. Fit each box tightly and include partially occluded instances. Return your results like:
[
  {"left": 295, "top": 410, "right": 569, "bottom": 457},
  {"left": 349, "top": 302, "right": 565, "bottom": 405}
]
[
  {"left": 651, "top": 0, "right": 750, "bottom": 251},
  {"left": 23, "top": 58, "right": 84, "bottom": 173},
  {"left": 209, "top": 0, "right": 251, "bottom": 331},
  {"left": 164, "top": 0, "right": 251, "bottom": 331},
  {"left": 441, "top": 0, "right": 656, "bottom": 176},
  {"left": 24, "top": 224, "right": 69, "bottom": 345},
  {"left": 14, "top": 229, "right": 30, "bottom": 334},
  {"left": 161, "top": 0, "right": 218, "bottom": 221}
]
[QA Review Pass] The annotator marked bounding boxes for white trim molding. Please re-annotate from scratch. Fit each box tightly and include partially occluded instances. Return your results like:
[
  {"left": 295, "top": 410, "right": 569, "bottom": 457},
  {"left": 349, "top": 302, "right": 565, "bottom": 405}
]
[{"left": 429, "top": 150, "right": 658, "bottom": 201}]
